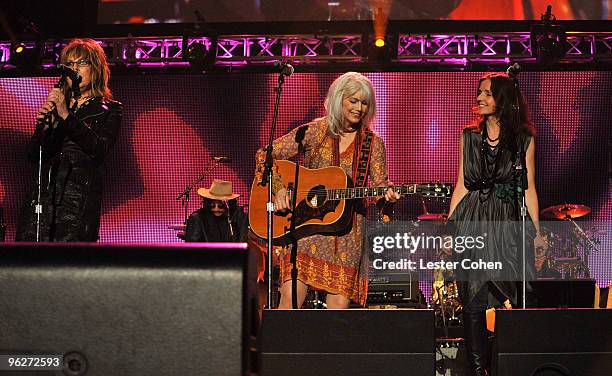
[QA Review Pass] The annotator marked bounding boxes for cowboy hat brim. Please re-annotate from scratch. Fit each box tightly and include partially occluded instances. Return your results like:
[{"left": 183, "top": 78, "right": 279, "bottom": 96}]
[{"left": 197, "top": 187, "right": 240, "bottom": 200}]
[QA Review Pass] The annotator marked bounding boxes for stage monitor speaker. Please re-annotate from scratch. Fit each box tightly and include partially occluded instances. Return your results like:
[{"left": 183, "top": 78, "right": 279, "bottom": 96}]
[
  {"left": 0, "top": 242, "right": 258, "bottom": 376},
  {"left": 492, "top": 309, "right": 612, "bottom": 376},
  {"left": 261, "top": 309, "right": 435, "bottom": 376},
  {"left": 529, "top": 279, "right": 596, "bottom": 308}
]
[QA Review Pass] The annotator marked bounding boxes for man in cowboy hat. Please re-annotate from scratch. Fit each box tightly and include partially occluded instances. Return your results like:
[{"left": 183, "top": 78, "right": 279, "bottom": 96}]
[{"left": 185, "top": 179, "right": 248, "bottom": 243}]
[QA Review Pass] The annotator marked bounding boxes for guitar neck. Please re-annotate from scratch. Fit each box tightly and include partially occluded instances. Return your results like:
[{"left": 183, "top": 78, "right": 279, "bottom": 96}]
[{"left": 327, "top": 185, "right": 417, "bottom": 201}]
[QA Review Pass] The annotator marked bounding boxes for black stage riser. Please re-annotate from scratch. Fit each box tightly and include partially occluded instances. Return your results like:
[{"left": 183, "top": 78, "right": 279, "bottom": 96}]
[
  {"left": 263, "top": 354, "right": 432, "bottom": 375},
  {"left": 0, "top": 242, "right": 258, "bottom": 376},
  {"left": 261, "top": 309, "right": 435, "bottom": 376},
  {"left": 493, "top": 309, "right": 612, "bottom": 376},
  {"left": 496, "top": 354, "right": 612, "bottom": 376}
]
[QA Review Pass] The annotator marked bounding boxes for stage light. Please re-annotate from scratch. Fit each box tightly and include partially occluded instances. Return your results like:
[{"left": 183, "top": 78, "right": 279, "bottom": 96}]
[
  {"left": 531, "top": 24, "right": 568, "bottom": 63},
  {"left": 187, "top": 42, "right": 206, "bottom": 61},
  {"left": 530, "top": 5, "right": 568, "bottom": 64},
  {"left": 368, "top": 34, "right": 394, "bottom": 66},
  {"left": 182, "top": 38, "right": 216, "bottom": 69},
  {"left": 369, "top": 1, "right": 392, "bottom": 66},
  {"left": 538, "top": 35, "right": 565, "bottom": 59},
  {"left": 9, "top": 42, "right": 42, "bottom": 70}
]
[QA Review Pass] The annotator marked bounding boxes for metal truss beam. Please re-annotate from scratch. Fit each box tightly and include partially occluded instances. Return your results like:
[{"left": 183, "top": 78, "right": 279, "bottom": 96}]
[
  {"left": 395, "top": 32, "right": 612, "bottom": 63},
  {"left": 0, "top": 34, "right": 363, "bottom": 67},
  {"left": 1, "top": 31, "right": 610, "bottom": 69}
]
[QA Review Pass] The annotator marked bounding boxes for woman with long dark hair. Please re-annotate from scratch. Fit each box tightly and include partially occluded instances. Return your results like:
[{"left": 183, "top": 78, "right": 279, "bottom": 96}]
[
  {"left": 447, "top": 72, "right": 547, "bottom": 375},
  {"left": 16, "top": 39, "right": 122, "bottom": 242}
]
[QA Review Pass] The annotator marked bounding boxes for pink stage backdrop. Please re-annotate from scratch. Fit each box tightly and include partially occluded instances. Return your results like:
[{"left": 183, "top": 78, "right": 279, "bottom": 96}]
[{"left": 0, "top": 72, "right": 610, "bottom": 286}]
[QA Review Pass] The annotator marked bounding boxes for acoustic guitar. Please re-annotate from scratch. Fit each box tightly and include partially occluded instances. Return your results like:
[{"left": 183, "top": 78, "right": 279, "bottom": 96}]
[{"left": 249, "top": 160, "right": 452, "bottom": 245}]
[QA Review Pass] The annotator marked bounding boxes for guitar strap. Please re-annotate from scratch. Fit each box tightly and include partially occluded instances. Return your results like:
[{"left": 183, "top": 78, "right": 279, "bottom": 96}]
[
  {"left": 353, "top": 129, "right": 374, "bottom": 187},
  {"left": 311, "top": 119, "right": 374, "bottom": 184},
  {"left": 332, "top": 137, "right": 340, "bottom": 166},
  {"left": 331, "top": 128, "right": 373, "bottom": 187},
  {"left": 330, "top": 129, "right": 374, "bottom": 255}
]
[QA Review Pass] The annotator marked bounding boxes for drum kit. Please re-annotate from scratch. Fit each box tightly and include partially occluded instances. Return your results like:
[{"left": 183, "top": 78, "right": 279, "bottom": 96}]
[
  {"left": 539, "top": 203, "right": 601, "bottom": 279},
  {"left": 423, "top": 200, "right": 603, "bottom": 326}
]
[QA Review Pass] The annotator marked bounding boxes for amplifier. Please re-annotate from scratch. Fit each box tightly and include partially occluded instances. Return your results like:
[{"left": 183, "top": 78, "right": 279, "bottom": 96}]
[
  {"left": 364, "top": 220, "right": 433, "bottom": 306},
  {"left": 367, "top": 271, "right": 421, "bottom": 304}
]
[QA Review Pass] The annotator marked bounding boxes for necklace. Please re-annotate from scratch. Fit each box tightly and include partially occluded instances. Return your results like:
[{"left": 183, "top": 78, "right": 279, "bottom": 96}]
[
  {"left": 73, "top": 95, "right": 93, "bottom": 110},
  {"left": 77, "top": 95, "right": 93, "bottom": 102},
  {"left": 485, "top": 119, "right": 501, "bottom": 142}
]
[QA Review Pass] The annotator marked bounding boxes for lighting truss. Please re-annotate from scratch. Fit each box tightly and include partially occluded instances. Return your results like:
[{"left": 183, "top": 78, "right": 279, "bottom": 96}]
[
  {"left": 0, "top": 32, "right": 610, "bottom": 68},
  {"left": 214, "top": 35, "right": 362, "bottom": 63},
  {"left": 84, "top": 34, "right": 362, "bottom": 66},
  {"left": 396, "top": 32, "right": 612, "bottom": 64},
  {"left": 0, "top": 43, "right": 11, "bottom": 63}
]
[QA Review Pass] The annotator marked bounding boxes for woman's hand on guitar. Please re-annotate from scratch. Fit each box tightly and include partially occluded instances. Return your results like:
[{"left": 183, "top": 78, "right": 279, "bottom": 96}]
[
  {"left": 274, "top": 188, "right": 291, "bottom": 214},
  {"left": 384, "top": 187, "right": 401, "bottom": 203}
]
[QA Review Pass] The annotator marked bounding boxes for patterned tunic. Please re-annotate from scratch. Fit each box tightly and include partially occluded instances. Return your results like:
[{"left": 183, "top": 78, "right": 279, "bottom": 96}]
[{"left": 256, "top": 118, "right": 391, "bottom": 305}]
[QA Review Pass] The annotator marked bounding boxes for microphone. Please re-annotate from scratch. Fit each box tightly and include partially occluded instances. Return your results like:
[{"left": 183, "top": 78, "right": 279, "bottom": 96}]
[
  {"left": 212, "top": 156, "right": 232, "bottom": 163},
  {"left": 57, "top": 64, "right": 82, "bottom": 98},
  {"left": 274, "top": 61, "right": 294, "bottom": 76},
  {"left": 506, "top": 63, "right": 521, "bottom": 78},
  {"left": 57, "top": 64, "right": 81, "bottom": 83}
]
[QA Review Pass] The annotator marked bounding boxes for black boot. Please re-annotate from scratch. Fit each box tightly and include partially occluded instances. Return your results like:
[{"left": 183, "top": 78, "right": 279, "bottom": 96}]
[{"left": 463, "top": 310, "right": 490, "bottom": 376}]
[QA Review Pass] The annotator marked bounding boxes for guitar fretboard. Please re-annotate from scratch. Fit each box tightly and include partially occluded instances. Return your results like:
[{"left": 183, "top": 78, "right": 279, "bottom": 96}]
[{"left": 327, "top": 185, "right": 417, "bottom": 200}]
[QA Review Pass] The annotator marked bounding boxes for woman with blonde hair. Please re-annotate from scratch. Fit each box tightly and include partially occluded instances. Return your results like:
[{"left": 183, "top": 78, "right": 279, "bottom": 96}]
[
  {"left": 256, "top": 72, "right": 400, "bottom": 308},
  {"left": 16, "top": 39, "right": 122, "bottom": 242}
]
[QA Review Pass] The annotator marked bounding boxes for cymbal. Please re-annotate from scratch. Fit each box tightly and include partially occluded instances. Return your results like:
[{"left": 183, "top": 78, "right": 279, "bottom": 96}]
[
  {"left": 417, "top": 213, "right": 447, "bottom": 221},
  {"left": 541, "top": 204, "right": 591, "bottom": 220}
]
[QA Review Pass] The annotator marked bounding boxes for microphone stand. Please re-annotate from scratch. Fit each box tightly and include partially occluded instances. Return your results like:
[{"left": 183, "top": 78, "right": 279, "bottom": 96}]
[
  {"left": 288, "top": 126, "right": 308, "bottom": 309},
  {"left": 0, "top": 207, "right": 6, "bottom": 242},
  {"left": 519, "top": 139, "right": 528, "bottom": 309},
  {"left": 176, "top": 159, "right": 224, "bottom": 225},
  {"left": 226, "top": 200, "right": 234, "bottom": 240},
  {"left": 34, "top": 74, "right": 68, "bottom": 242},
  {"left": 511, "top": 73, "right": 528, "bottom": 309},
  {"left": 261, "top": 72, "right": 287, "bottom": 309}
]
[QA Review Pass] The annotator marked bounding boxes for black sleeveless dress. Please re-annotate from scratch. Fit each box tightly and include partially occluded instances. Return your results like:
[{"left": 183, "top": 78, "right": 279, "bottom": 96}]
[{"left": 449, "top": 127, "right": 536, "bottom": 306}]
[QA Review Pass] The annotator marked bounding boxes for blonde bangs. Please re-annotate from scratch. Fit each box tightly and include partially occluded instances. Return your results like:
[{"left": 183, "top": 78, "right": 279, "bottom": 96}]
[
  {"left": 325, "top": 72, "right": 376, "bottom": 137},
  {"left": 60, "top": 39, "right": 112, "bottom": 99}
]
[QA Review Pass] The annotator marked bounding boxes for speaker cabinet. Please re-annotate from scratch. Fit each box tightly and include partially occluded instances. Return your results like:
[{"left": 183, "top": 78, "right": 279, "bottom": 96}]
[
  {"left": 492, "top": 309, "right": 612, "bottom": 376},
  {"left": 261, "top": 309, "right": 435, "bottom": 376},
  {"left": 0, "top": 242, "right": 258, "bottom": 376},
  {"left": 529, "top": 279, "right": 596, "bottom": 308}
]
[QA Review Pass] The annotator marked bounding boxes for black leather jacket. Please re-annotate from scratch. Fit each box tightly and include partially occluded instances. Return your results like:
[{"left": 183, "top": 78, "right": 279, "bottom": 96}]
[
  {"left": 185, "top": 203, "right": 249, "bottom": 243},
  {"left": 16, "top": 97, "right": 122, "bottom": 242}
]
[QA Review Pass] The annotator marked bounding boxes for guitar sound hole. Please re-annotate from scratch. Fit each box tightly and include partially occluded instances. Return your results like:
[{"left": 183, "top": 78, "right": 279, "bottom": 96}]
[{"left": 306, "top": 185, "right": 327, "bottom": 208}]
